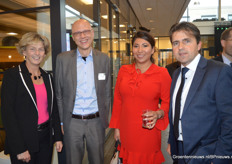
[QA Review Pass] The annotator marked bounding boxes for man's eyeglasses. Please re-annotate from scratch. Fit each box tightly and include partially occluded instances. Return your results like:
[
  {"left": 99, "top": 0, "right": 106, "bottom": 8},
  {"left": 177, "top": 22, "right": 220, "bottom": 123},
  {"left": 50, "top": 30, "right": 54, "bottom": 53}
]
[{"left": 72, "top": 29, "right": 92, "bottom": 37}]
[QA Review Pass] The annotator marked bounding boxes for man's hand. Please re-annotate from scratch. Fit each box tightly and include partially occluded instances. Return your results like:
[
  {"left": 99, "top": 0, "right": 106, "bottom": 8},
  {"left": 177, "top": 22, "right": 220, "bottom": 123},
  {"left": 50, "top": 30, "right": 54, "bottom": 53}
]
[{"left": 17, "top": 150, "right": 31, "bottom": 163}]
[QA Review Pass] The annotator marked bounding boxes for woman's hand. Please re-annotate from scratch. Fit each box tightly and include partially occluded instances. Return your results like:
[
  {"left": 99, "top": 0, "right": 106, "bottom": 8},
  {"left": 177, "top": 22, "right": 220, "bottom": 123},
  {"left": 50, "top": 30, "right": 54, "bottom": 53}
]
[
  {"left": 56, "top": 141, "right": 63, "bottom": 152},
  {"left": 114, "top": 128, "right": 120, "bottom": 142},
  {"left": 167, "top": 144, "right": 171, "bottom": 155},
  {"left": 142, "top": 109, "right": 164, "bottom": 129},
  {"left": 17, "top": 150, "right": 31, "bottom": 163}
]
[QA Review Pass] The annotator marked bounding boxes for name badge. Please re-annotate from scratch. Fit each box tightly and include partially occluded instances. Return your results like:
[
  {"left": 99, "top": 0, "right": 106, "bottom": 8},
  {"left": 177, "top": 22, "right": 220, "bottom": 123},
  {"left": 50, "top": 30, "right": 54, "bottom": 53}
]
[{"left": 98, "top": 73, "right": 106, "bottom": 80}]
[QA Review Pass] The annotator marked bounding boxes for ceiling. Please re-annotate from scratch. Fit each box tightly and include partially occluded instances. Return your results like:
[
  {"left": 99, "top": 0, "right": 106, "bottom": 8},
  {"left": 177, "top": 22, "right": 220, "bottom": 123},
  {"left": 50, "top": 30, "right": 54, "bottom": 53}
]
[
  {"left": 0, "top": 0, "right": 190, "bottom": 42},
  {"left": 128, "top": 0, "right": 190, "bottom": 37}
]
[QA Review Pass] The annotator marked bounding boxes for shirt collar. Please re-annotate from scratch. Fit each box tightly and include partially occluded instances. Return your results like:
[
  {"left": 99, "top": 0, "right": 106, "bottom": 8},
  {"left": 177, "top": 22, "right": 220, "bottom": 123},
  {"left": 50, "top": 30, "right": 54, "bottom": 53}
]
[
  {"left": 76, "top": 48, "right": 93, "bottom": 59},
  {"left": 222, "top": 54, "right": 231, "bottom": 66},
  {"left": 181, "top": 54, "right": 201, "bottom": 72}
]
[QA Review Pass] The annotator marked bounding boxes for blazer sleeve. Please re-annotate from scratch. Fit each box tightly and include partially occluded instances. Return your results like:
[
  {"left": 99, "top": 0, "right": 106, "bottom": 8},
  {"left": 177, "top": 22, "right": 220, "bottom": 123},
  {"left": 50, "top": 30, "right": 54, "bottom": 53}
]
[
  {"left": 213, "top": 65, "right": 232, "bottom": 163},
  {"left": 1, "top": 70, "right": 27, "bottom": 155},
  {"left": 103, "top": 52, "right": 111, "bottom": 117},
  {"left": 55, "top": 54, "right": 64, "bottom": 123},
  {"left": 155, "top": 68, "right": 172, "bottom": 131},
  {"left": 50, "top": 74, "right": 62, "bottom": 142},
  {"left": 109, "top": 67, "right": 124, "bottom": 129}
]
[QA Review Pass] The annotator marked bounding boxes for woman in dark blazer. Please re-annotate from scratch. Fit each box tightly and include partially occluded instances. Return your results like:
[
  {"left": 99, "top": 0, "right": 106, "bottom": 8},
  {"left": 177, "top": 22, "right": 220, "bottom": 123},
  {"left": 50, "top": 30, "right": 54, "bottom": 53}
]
[{"left": 1, "top": 32, "right": 63, "bottom": 164}]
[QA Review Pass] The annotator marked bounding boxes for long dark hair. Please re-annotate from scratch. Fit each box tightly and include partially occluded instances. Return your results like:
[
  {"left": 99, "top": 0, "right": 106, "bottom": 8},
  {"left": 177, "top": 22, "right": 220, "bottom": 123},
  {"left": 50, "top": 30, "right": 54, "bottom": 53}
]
[{"left": 132, "top": 31, "right": 156, "bottom": 63}]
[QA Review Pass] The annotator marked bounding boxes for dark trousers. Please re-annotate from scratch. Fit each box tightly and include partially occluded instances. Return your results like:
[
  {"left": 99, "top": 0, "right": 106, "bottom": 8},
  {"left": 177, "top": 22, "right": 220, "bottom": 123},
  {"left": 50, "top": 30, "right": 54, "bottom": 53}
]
[
  {"left": 173, "top": 141, "right": 186, "bottom": 164},
  {"left": 10, "top": 127, "right": 53, "bottom": 164}
]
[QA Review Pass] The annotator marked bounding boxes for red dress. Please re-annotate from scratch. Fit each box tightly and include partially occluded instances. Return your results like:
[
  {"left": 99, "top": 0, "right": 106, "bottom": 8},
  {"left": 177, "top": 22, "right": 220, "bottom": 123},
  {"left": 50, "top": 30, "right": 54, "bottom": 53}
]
[{"left": 109, "top": 64, "right": 171, "bottom": 164}]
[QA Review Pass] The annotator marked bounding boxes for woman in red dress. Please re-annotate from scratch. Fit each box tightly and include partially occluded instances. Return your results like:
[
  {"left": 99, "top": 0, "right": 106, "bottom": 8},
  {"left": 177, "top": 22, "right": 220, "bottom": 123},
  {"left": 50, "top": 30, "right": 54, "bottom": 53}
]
[{"left": 109, "top": 31, "right": 172, "bottom": 164}]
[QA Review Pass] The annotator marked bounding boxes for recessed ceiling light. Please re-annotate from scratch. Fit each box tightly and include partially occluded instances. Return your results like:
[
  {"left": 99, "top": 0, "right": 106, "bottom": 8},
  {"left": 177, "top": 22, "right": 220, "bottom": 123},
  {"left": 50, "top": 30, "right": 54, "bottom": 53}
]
[
  {"left": 149, "top": 20, "right": 154, "bottom": 23},
  {"left": 80, "top": 0, "right": 93, "bottom": 5},
  {"left": 146, "top": 8, "right": 152, "bottom": 11},
  {"left": 7, "top": 32, "right": 18, "bottom": 36},
  {"left": 119, "top": 24, "right": 125, "bottom": 27}
]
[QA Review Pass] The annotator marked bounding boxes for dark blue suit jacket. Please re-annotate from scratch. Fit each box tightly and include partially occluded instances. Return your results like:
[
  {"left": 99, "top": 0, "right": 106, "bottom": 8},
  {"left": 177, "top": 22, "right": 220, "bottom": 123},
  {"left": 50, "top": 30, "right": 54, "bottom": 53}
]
[
  {"left": 213, "top": 55, "right": 223, "bottom": 63},
  {"left": 169, "top": 56, "right": 232, "bottom": 164}
]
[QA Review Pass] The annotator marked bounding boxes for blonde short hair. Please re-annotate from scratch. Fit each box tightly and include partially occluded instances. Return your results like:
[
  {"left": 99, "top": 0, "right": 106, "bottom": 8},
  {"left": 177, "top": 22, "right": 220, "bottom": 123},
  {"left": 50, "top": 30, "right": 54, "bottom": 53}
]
[{"left": 17, "top": 32, "right": 50, "bottom": 55}]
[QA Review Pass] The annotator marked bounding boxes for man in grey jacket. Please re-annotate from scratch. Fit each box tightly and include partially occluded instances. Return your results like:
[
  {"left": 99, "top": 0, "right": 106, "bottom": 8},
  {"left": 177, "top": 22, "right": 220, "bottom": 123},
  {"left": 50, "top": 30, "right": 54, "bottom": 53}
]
[{"left": 55, "top": 19, "right": 111, "bottom": 164}]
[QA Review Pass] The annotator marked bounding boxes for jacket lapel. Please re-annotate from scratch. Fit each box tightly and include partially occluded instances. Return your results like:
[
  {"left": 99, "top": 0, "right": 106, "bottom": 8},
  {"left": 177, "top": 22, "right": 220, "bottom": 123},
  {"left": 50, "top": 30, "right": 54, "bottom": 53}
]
[
  {"left": 20, "top": 61, "right": 37, "bottom": 109},
  {"left": 92, "top": 49, "right": 99, "bottom": 94},
  {"left": 71, "top": 50, "right": 77, "bottom": 97},
  {"left": 182, "top": 56, "right": 207, "bottom": 114},
  {"left": 41, "top": 69, "right": 52, "bottom": 115},
  {"left": 169, "top": 67, "right": 181, "bottom": 123}
]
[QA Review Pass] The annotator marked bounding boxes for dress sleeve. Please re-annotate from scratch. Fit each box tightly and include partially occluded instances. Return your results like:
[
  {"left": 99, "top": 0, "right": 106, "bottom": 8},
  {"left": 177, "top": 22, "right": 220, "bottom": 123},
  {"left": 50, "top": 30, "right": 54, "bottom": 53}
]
[
  {"left": 155, "top": 68, "right": 172, "bottom": 130},
  {"left": 109, "top": 67, "right": 124, "bottom": 129}
]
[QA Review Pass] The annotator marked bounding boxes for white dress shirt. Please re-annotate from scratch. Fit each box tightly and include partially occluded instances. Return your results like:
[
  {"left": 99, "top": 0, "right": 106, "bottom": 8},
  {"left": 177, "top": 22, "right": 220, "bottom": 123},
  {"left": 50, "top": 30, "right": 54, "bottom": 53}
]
[
  {"left": 172, "top": 54, "right": 201, "bottom": 141},
  {"left": 222, "top": 54, "right": 231, "bottom": 66}
]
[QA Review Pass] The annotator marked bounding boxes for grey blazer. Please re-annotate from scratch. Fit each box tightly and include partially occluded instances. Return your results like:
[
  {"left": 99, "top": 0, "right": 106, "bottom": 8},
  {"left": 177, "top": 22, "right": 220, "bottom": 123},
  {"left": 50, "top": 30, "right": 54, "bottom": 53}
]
[{"left": 55, "top": 49, "right": 111, "bottom": 131}]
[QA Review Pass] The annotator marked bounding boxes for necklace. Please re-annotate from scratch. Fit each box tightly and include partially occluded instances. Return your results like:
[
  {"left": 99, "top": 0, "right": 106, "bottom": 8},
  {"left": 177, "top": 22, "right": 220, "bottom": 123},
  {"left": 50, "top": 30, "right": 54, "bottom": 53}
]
[{"left": 29, "top": 73, "right": 42, "bottom": 80}]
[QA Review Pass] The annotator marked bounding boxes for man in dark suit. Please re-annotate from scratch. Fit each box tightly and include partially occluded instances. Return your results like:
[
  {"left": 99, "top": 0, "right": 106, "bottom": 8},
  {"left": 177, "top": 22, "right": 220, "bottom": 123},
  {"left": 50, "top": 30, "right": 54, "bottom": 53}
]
[
  {"left": 213, "top": 27, "right": 232, "bottom": 67},
  {"left": 166, "top": 22, "right": 232, "bottom": 164},
  {"left": 166, "top": 61, "right": 180, "bottom": 78},
  {"left": 55, "top": 19, "right": 111, "bottom": 164}
]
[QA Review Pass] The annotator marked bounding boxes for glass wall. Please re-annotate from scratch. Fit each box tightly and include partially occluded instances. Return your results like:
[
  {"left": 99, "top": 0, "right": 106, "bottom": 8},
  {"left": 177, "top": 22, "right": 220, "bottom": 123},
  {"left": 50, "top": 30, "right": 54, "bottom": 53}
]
[
  {"left": 111, "top": 9, "right": 120, "bottom": 93},
  {"left": 0, "top": 1, "right": 51, "bottom": 71},
  {"left": 100, "top": 0, "right": 110, "bottom": 54},
  {"left": 119, "top": 0, "right": 133, "bottom": 66},
  {"left": 156, "top": 37, "right": 173, "bottom": 67}
]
